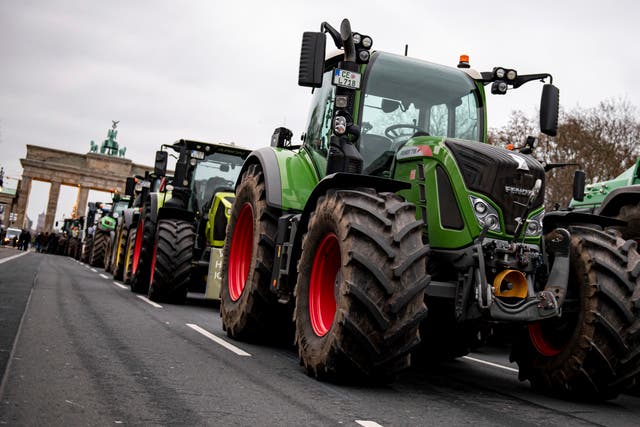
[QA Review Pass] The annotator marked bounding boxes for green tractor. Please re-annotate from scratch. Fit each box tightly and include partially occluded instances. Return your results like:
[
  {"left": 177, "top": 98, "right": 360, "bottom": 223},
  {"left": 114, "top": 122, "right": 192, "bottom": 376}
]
[
  {"left": 218, "top": 19, "right": 640, "bottom": 399},
  {"left": 570, "top": 158, "right": 640, "bottom": 242},
  {"left": 129, "top": 139, "right": 250, "bottom": 303},
  {"left": 88, "top": 189, "right": 134, "bottom": 269}
]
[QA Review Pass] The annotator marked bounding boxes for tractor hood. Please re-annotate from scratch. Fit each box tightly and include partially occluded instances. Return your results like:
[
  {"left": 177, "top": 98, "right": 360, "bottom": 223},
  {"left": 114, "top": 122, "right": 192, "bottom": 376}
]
[{"left": 444, "top": 139, "right": 545, "bottom": 235}]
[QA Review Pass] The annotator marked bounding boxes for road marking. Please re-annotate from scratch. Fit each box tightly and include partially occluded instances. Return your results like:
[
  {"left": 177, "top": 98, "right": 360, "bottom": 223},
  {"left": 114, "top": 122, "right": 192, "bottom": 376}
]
[
  {"left": 463, "top": 355, "right": 519, "bottom": 373},
  {"left": 99, "top": 273, "right": 109, "bottom": 279},
  {"left": 186, "top": 323, "right": 251, "bottom": 357},
  {"left": 356, "top": 421, "right": 384, "bottom": 427},
  {"left": 90, "top": 268, "right": 97, "bottom": 273},
  {"left": 113, "top": 281, "right": 128, "bottom": 290},
  {"left": 137, "top": 295, "right": 162, "bottom": 308},
  {"left": 0, "top": 251, "right": 29, "bottom": 265}
]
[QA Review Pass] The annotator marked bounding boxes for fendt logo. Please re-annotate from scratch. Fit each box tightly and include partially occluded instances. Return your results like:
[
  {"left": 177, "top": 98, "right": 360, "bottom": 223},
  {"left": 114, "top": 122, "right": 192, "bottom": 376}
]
[{"left": 504, "top": 185, "right": 533, "bottom": 197}]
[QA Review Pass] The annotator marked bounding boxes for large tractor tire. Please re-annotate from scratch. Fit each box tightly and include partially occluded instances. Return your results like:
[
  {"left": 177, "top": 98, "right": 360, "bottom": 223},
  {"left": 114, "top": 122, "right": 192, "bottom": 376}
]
[
  {"left": 103, "top": 233, "right": 114, "bottom": 272},
  {"left": 511, "top": 226, "right": 640, "bottom": 400},
  {"left": 130, "top": 203, "right": 156, "bottom": 294},
  {"left": 220, "top": 164, "right": 289, "bottom": 341},
  {"left": 80, "top": 236, "right": 93, "bottom": 263},
  {"left": 147, "top": 219, "right": 195, "bottom": 304},
  {"left": 89, "top": 231, "right": 108, "bottom": 268},
  {"left": 294, "top": 189, "right": 429, "bottom": 381},
  {"left": 123, "top": 227, "right": 137, "bottom": 284},
  {"left": 113, "top": 228, "right": 129, "bottom": 281},
  {"left": 612, "top": 202, "right": 640, "bottom": 242}
]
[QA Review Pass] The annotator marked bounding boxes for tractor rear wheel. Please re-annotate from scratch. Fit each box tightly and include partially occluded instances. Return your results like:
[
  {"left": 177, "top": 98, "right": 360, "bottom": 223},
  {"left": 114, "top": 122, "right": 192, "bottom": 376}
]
[
  {"left": 294, "top": 190, "right": 429, "bottom": 381},
  {"left": 220, "top": 164, "right": 288, "bottom": 341},
  {"left": 123, "top": 227, "right": 137, "bottom": 284},
  {"left": 80, "top": 235, "right": 93, "bottom": 263},
  {"left": 147, "top": 219, "right": 195, "bottom": 303},
  {"left": 113, "top": 228, "right": 129, "bottom": 281},
  {"left": 89, "top": 231, "right": 107, "bottom": 268},
  {"left": 511, "top": 226, "right": 640, "bottom": 400},
  {"left": 131, "top": 202, "right": 156, "bottom": 294}
]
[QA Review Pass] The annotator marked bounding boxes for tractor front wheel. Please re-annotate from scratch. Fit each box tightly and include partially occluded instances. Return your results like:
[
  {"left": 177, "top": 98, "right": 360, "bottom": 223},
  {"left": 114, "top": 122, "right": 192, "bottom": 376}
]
[
  {"left": 147, "top": 219, "right": 195, "bottom": 303},
  {"left": 113, "top": 228, "right": 129, "bottom": 281},
  {"left": 511, "top": 226, "right": 640, "bottom": 399},
  {"left": 131, "top": 202, "right": 156, "bottom": 294},
  {"left": 89, "top": 231, "right": 107, "bottom": 268},
  {"left": 220, "top": 164, "right": 288, "bottom": 341},
  {"left": 295, "top": 190, "right": 429, "bottom": 381},
  {"left": 123, "top": 227, "right": 137, "bottom": 284}
]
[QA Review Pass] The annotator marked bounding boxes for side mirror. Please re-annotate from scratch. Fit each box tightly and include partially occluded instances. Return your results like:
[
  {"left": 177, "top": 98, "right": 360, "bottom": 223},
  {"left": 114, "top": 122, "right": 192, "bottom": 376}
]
[
  {"left": 124, "top": 177, "right": 136, "bottom": 197},
  {"left": 298, "top": 32, "right": 326, "bottom": 88},
  {"left": 573, "top": 170, "right": 586, "bottom": 202},
  {"left": 540, "top": 84, "right": 559, "bottom": 137},
  {"left": 271, "top": 127, "right": 293, "bottom": 148},
  {"left": 154, "top": 151, "right": 168, "bottom": 176}
]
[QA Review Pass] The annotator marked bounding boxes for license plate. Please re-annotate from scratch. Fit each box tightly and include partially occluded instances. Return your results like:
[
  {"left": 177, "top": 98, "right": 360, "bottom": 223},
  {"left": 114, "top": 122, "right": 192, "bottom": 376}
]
[{"left": 332, "top": 68, "right": 361, "bottom": 89}]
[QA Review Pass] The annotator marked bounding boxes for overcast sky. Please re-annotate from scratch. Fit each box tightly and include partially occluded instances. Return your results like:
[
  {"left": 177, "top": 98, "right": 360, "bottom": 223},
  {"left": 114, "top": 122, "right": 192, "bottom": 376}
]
[{"left": 1, "top": 0, "right": 639, "bottom": 227}]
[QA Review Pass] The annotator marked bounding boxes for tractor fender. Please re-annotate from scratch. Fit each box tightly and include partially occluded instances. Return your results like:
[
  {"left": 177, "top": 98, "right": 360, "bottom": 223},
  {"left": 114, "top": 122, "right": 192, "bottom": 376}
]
[
  {"left": 543, "top": 210, "right": 626, "bottom": 234},
  {"left": 147, "top": 192, "right": 172, "bottom": 224},
  {"left": 122, "top": 207, "right": 137, "bottom": 229},
  {"left": 236, "top": 148, "right": 283, "bottom": 208},
  {"left": 287, "top": 173, "right": 411, "bottom": 279},
  {"left": 596, "top": 185, "right": 640, "bottom": 217}
]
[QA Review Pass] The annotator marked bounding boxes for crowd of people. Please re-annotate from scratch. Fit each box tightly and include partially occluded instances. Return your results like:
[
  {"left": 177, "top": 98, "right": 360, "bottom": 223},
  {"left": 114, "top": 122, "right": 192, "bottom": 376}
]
[{"left": 0, "top": 228, "right": 74, "bottom": 254}]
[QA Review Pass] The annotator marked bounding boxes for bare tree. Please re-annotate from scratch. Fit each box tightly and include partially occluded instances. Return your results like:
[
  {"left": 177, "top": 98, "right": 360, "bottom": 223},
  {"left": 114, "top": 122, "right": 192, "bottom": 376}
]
[{"left": 489, "top": 99, "right": 640, "bottom": 209}]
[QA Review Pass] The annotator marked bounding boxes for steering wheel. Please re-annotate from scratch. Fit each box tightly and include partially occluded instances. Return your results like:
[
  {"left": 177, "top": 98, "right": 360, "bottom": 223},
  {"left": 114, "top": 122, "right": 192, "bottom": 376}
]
[{"left": 385, "top": 124, "right": 423, "bottom": 139}]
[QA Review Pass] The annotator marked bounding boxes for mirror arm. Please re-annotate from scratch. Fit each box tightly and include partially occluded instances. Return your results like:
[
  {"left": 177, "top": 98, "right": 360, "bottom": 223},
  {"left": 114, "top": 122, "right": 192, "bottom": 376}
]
[{"left": 512, "top": 73, "right": 552, "bottom": 88}]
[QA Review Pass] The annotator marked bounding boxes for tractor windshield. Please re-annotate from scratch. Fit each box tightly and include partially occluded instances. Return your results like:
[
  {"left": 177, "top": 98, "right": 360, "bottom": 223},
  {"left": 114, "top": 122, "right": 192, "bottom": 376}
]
[
  {"left": 190, "top": 151, "right": 244, "bottom": 213},
  {"left": 359, "top": 52, "right": 483, "bottom": 172}
]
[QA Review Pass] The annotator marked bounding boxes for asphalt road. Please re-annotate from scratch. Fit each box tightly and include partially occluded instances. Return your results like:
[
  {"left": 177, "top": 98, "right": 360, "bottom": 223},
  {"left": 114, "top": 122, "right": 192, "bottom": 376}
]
[{"left": 1, "top": 249, "right": 639, "bottom": 426}]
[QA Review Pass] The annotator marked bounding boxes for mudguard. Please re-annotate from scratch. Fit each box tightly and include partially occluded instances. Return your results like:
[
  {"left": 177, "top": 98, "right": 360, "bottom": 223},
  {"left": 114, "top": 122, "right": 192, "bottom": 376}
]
[
  {"left": 596, "top": 186, "right": 640, "bottom": 217},
  {"left": 236, "top": 148, "right": 283, "bottom": 208}
]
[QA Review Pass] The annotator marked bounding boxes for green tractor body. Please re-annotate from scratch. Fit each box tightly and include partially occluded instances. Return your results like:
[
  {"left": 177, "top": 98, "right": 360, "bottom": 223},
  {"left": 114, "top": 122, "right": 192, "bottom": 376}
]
[
  {"left": 218, "top": 19, "right": 640, "bottom": 399},
  {"left": 569, "top": 158, "right": 640, "bottom": 242},
  {"left": 129, "top": 139, "right": 250, "bottom": 303}
]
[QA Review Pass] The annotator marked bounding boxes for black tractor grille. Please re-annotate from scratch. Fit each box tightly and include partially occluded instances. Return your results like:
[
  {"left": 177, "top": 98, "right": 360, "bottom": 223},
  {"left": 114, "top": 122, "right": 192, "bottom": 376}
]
[{"left": 444, "top": 139, "right": 545, "bottom": 235}]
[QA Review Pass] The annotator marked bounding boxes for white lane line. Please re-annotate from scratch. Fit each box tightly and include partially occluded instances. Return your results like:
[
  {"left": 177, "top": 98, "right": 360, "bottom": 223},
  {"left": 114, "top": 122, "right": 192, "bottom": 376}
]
[
  {"left": 356, "top": 421, "right": 384, "bottom": 427},
  {"left": 463, "top": 355, "right": 518, "bottom": 373},
  {"left": 90, "top": 268, "right": 97, "bottom": 273},
  {"left": 0, "top": 251, "right": 29, "bottom": 265},
  {"left": 113, "top": 281, "right": 128, "bottom": 290},
  {"left": 186, "top": 323, "right": 251, "bottom": 357},
  {"left": 136, "top": 295, "right": 162, "bottom": 308},
  {"left": 99, "top": 273, "right": 109, "bottom": 279}
]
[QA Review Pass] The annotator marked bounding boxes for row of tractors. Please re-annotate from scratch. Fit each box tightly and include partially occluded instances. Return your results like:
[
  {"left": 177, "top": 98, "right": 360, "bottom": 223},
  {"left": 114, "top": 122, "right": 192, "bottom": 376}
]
[{"left": 70, "top": 19, "right": 639, "bottom": 400}]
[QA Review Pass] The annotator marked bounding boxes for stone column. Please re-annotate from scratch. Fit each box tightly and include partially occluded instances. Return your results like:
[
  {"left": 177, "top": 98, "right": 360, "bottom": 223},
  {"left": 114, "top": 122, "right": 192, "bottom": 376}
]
[
  {"left": 14, "top": 176, "right": 32, "bottom": 229},
  {"left": 44, "top": 180, "right": 61, "bottom": 232},
  {"left": 74, "top": 186, "right": 89, "bottom": 218}
]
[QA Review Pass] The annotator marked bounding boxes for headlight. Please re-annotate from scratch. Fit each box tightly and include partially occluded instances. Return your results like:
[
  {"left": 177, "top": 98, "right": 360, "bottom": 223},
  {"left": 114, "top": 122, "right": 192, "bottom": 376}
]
[
  {"left": 469, "top": 195, "right": 501, "bottom": 232},
  {"left": 352, "top": 33, "right": 362, "bottom": 45},
  {"left": 494, "top": 67, "right": 506, "bottom": 79},
  {"left": 525, "top": 211, "right": 544, "bottom": 237},
  {"left": 334, "top": 116, "right": 347, "bottom": 135},
  {"left": 361, "top": 36, "right": 372, "bottom": 49},
  {"left": 358, "top": 50, "right": 370, "bottom": 62}
]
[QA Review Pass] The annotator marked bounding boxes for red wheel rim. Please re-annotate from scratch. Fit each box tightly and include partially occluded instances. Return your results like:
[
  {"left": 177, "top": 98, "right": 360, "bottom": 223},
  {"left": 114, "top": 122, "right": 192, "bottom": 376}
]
[
  {"left": 528, "top": 322, "right": 563, "bottom": 357},
  {"left": 309, "top": 233, "right": 340, "bottom": 337},
  {"left": 228, "top": 203, "right": 254, "bottom": 301},
  {"left": 149, "top": 240, "right": 158, "bottom": 287},
  {"left": 132, "top": 219, "right": 144, "bottom": 275}
]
